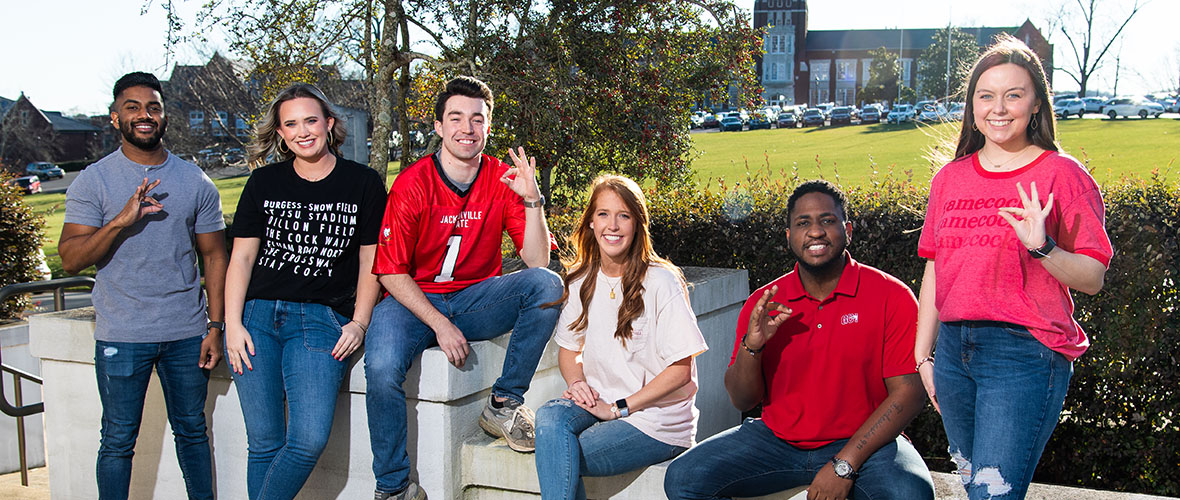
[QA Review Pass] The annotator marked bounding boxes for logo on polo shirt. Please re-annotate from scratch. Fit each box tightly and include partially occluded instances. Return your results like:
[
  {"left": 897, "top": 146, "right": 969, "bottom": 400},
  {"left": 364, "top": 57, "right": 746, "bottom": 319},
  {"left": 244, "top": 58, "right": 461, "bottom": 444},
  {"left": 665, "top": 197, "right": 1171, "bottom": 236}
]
[{"left": 840, "top": 313, "right": 859, "bottom": 325}]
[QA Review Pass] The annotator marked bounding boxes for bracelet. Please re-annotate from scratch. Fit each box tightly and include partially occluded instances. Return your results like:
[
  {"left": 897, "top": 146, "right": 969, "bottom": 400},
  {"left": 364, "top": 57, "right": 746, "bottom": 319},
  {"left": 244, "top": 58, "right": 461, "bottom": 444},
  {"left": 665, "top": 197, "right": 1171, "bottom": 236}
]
[
  {"left": 350, "top": 321, "right": 368, "bottom": 334},
  {"left": 915, "top": 356, "right": 935, "bottom": 371},
  {"left": 741, "top": 335, "right": 764, "bottom": 355}
]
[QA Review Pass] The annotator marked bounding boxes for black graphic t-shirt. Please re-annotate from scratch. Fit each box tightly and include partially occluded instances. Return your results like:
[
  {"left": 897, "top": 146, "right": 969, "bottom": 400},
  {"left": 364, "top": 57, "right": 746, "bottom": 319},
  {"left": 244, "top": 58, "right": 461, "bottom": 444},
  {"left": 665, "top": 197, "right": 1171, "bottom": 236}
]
[{"left": 232, "top": 158, "right": 386, "bottom": 317}]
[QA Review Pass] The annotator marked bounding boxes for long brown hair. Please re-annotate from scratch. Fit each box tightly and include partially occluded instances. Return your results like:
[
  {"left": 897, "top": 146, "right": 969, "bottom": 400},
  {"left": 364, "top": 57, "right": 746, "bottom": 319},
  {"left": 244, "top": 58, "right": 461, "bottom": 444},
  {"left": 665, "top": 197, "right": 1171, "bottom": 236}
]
[
  {"left": 953, "top": 34, "right": 1059, "bottom": 160},
  {"left": 559, "top": 175, "right": 685, "bottom": 345},
  {"left": 248, "top": 83, "right": 347, "bottom": 166}
]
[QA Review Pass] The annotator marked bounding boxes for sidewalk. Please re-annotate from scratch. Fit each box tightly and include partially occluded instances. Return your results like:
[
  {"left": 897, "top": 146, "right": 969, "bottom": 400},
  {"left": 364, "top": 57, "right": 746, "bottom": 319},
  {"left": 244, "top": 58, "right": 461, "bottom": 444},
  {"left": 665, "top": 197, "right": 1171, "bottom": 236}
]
[{"left": 0, "top": 467, "right": 49, "bottom": 500}]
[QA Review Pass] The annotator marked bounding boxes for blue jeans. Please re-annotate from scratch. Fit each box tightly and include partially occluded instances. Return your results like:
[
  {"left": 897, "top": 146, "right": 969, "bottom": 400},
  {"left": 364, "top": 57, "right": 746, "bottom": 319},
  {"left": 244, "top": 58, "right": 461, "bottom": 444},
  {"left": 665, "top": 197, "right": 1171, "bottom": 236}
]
[
  {"left": 934, "top": 320, "right": 1073, "bottom": 499},
  {"left": 95, "top": 335, "right": 212, "bottom": 500},
  {"left": 665, "top": 418, "right": 934, "bottom": 500},
  {"left": 365, "top": 267, "right": 563, "bottom": 493},
  {"left": 230, "top": 299, "right": 352, "bottom": 500},
  {"left": 535, "top": 398, "right": 687, "bottom": 500}
]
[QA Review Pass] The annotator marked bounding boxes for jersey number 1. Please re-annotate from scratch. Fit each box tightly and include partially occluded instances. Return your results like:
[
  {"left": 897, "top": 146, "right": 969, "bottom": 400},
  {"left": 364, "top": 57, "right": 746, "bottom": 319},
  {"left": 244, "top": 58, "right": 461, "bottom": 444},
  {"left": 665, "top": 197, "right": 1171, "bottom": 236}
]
[{"left": 434, "top": 235, "right": 462, "bottom": 283}]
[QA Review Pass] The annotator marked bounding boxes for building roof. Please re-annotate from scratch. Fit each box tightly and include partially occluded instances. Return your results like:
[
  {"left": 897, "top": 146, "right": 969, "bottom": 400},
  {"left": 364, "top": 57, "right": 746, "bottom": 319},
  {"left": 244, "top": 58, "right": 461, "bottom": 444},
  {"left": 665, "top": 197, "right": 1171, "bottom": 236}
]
[
  {"left": 43, "top": 111, "right": 102, "bottom": 132},
  {"left": 805, "top": 27, "right": 1019, "bottom": 53}
]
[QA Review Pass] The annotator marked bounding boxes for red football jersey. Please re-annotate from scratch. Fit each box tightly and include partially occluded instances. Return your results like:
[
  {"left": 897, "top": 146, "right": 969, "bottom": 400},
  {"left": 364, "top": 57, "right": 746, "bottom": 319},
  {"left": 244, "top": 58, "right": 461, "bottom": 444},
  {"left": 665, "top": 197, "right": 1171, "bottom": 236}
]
[{"left": 374, "top": 154, "right": 527, "bottom": 293}]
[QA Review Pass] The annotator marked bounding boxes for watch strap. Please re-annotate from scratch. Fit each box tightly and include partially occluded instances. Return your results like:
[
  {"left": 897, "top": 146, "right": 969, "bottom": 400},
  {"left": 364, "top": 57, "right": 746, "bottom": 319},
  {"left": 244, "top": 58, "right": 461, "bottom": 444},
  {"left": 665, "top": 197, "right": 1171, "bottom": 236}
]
[
  {"left": 1028, "top": 234, "right": 1056, "bottom": 259},
  {"left": 523, "top": 194, "right": 546, "bottom": 208},
  {"left": 207, "top": 321, "right": 225, "bottom": 332},
  {"left": 615, "top": 398, "right": 630, "bottom": 418}
]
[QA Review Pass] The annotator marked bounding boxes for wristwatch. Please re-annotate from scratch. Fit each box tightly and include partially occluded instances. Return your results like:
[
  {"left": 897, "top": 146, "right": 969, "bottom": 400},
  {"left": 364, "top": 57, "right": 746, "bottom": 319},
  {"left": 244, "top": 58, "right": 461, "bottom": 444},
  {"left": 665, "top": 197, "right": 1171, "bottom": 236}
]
[
  {"left": 523, "top": 195, "right": 546, "bottom": 208},
  {"left": 831, "top": 457, "right": 858, "bottom": 479},
  {"left": 207, "top": 321, "right": 225, "bottom": 332},
  {"left": 614, "top": 398, "right": 630, "bottom": 418},
  {"left": 1028, "top": 234, "right": 1056, "bottom": 259}
]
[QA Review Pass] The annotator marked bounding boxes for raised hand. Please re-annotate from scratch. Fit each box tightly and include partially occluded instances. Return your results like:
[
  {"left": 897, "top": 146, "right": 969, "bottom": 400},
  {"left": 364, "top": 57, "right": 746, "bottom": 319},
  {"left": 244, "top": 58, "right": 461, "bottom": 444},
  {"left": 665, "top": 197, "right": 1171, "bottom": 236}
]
[
  {"left": 744, "top": 285, "right": 792, "bottom": 351},
  {"left": 500, "top": 146, "right": 542, "bottom": 203},
  {"left": 112, "top": 177, "right": 163, "bottom": 229},
  {"left": 998, "top": 181, "right": 1055, "bottom": 250}
]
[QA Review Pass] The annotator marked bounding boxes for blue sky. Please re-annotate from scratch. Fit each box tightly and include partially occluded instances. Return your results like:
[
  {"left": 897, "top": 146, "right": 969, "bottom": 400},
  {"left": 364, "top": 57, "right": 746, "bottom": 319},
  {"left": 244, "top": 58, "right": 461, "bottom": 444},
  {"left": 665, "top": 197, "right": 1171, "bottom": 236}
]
[{"left": 3, "top": 0, "right": 1175, "bottom": 115}]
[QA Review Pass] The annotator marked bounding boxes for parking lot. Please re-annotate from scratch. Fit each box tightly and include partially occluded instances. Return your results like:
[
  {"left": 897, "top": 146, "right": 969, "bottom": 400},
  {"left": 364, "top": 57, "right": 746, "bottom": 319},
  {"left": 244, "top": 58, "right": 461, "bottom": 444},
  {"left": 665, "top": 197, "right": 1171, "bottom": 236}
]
[{"left": 691, "top": 109, "right": 1180, "bottom": 134}]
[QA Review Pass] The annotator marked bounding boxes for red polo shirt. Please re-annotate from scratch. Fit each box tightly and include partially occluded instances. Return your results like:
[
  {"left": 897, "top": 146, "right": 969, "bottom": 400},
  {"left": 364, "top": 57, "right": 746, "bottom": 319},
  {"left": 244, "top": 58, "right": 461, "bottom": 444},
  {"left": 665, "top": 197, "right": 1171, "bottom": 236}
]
[{"left": 730, "top": 254, "right": 918, "bottom": 449}]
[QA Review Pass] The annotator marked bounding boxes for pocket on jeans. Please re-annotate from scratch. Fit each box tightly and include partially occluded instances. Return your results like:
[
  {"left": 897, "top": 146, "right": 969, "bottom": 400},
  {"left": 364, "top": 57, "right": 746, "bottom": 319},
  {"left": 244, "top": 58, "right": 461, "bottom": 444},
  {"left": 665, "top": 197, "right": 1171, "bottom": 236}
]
[
  {"left": 1000, "top": 323, "right": 1035, "bottom": 339},
  {"left": 303, "top": 304, "right": 343, "bottom": 353}
]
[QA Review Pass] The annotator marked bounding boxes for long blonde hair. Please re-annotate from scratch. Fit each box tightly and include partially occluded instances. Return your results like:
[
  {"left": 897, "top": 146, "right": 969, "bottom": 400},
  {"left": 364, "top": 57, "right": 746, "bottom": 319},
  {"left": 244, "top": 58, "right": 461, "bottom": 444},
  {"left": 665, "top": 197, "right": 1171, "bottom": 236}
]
[
  {"left": 248, "top": 83, "right": 347, "bottom": 165},
  {"left": 559, "top": 175, "right": 685, "bottom": 345}
]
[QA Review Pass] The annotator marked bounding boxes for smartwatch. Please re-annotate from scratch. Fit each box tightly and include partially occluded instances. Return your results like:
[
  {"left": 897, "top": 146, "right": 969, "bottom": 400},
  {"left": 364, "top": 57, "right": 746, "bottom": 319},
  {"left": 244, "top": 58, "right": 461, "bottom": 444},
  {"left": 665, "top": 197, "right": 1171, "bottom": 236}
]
[
  {"left": 207, "top": 321, "right": 225, "bottom": 332},
  {"left": 615, "top": 398, "right": 630, "bottom": 418},
  {"left": 1028, "top": 234, "right": 1056, "bottom": 259}
]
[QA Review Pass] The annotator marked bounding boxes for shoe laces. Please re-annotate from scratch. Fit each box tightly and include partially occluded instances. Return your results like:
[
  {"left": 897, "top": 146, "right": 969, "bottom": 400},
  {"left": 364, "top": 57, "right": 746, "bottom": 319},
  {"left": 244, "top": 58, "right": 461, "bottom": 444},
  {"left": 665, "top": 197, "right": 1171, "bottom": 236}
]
[{"left": 511, "top": 405, "right": 535, "bottom": 434}]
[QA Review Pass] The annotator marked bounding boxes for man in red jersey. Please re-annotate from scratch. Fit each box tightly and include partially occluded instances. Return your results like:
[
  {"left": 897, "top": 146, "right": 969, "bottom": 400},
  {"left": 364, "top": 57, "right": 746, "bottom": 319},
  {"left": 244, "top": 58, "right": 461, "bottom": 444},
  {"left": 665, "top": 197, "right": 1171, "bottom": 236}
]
[
  {"left": 665, "top": 180, "right": 934, "bottom": 500},
  {"left": 366, "top": 76, "right": 562, "bottom": 500}
]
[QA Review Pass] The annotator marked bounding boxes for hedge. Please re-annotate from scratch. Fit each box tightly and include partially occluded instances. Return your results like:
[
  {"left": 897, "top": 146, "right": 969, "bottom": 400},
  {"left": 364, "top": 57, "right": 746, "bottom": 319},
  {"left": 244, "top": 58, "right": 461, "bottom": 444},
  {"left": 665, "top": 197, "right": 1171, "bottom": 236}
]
[
  {"left": 0, "top": 173, "right": 46, "bottom": 318},
  {"left": 548, "top": 166, "right": 1178, "bottom": 495}
]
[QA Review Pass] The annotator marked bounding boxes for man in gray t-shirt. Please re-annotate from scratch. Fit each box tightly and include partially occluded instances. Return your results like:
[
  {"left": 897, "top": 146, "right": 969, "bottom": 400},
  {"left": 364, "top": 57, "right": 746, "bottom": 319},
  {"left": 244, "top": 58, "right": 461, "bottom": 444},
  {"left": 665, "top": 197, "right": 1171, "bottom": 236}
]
[{"left": 60, "top": 72, "right": 227, "bottom": 500}]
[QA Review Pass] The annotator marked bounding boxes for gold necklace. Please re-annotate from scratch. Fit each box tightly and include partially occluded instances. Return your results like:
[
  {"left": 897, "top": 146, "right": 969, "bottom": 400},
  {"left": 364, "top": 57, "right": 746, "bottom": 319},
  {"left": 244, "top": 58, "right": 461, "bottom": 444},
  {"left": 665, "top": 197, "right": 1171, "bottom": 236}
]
[
  {"left": 603, "top": 275, "right": 622, "bottom": 300},
  {"left": 979, "top": 145, "right": 1033, "bottom": 171}
]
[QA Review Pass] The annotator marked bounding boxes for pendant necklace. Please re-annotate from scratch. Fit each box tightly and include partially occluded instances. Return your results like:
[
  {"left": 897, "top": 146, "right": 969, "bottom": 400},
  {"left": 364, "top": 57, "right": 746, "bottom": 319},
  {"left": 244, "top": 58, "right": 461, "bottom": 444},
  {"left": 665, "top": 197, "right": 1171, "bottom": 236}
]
[{"left": 603, "top": 275, "right": 622, "bottom": 300}]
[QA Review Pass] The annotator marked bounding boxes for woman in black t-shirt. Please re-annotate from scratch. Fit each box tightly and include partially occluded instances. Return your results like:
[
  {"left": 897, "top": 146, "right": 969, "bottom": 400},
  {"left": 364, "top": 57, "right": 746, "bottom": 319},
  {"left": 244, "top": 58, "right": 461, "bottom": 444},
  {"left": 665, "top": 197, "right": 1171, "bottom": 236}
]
[{"left": 224, "top": 83, "right": 385, "bottom": 500}]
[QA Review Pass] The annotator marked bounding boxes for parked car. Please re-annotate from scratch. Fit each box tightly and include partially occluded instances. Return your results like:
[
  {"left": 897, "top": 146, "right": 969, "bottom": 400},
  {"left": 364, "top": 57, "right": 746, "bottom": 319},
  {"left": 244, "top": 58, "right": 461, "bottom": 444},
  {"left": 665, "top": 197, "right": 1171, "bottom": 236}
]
[
  {"left": 859, "top": 105, "right": 881, "bottom": 123},
  {"left": 829, "top": 106, "right": 854, "bottom": 125},
  {"left": 916, "top": 100, "right": 947, "bottom": 122},
  {"left": 801, "top": 108, "right": 825, "bottom": 127},
  {"left": 748, "top": 111, "right": 773, "bottom": 130},
  {"left": 947, "top": 102, "right": 965, "bottom": 121},
  {"left": 5, "top": 175, "right": 42, "bottom": 194},
  {"left": 887, "top": 104, "right": 915, "bottom": 124},
  {"left": 1104, "top": 97, "right": 1165, "bottom": 119},
  {"left": 26, "top": 161, "right": 65, "bottom": 180},
  {"left": 1055, "top": 98, "right": 1085, "bottom": 119},
  {"left": 702, "top": 113, "right": 721, "bottom": 129},
  {"left": 815, "top": 102, "right": 835, "bottom": 119},
  {"left": 776, "top": 110, "right": 798, "bottom": 128},
  {"left": 719, "top": 116, "right": 744, "bottom": 131},
  {"left": 1165, "top": 99, "right": 1180, "bottom": 113},
  {"left": 1082, "top": 97, "right": 1106, "bottom": 114}
]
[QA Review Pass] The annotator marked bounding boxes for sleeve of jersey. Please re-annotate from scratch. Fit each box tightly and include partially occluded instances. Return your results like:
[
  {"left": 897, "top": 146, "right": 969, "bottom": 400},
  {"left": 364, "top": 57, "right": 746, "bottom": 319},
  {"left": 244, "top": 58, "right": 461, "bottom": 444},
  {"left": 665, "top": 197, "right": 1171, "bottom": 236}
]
[
  {"left": 372, "top": 181, "right": 421, "bottom": 275},
  {"left": 503, "top": 198, "right": 559, "bottom": 252},
  {"left": 1057, "top": 187, "right": 1113, "bottom": 268},
  {"left": 881, "top": 279, "right": 920, "bottom": 379},
  {"left": 230, "top": 174, "right": 263, "bottom": 239},
  {"left": 917, "top": 179, "right": 942, "bottom": 260},
  {"left": 357, "top": 169, "right": 387, "bottom": 246}
]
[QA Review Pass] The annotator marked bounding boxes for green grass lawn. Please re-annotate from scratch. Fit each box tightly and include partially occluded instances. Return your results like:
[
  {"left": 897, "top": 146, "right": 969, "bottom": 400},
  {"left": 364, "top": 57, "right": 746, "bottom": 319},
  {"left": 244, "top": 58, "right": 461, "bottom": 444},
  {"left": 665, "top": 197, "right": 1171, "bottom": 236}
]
[
  {"left": 690, "top": 117, "right": 1180, "bottom": 188},
  {"left": 21, "top": 119, "right": 1180, "bottom": 277}
]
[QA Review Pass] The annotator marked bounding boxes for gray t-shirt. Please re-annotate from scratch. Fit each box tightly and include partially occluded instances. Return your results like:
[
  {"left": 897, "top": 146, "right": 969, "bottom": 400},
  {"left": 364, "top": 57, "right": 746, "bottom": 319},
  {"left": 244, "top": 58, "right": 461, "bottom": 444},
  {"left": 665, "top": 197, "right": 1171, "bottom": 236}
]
[{"left": 64, "top": 148, "right": 225, "bottom": 343}]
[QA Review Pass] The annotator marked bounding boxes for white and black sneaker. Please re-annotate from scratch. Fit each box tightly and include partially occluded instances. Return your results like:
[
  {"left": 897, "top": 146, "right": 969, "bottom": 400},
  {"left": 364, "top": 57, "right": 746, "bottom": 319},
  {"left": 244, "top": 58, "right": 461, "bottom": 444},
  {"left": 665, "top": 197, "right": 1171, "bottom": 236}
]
[
  {"left": 478, "top": 395, "right": 536, "bottom": 453},
  {"left": 374, "top": 481, "right": 426, "bottom": 500}
]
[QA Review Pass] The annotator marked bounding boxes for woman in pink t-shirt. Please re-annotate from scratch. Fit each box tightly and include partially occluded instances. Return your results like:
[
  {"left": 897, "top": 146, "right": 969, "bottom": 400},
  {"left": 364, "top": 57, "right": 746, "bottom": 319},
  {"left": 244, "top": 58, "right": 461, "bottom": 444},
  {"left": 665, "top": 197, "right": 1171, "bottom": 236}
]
[
  {"left": 913, "top": 35, "right": 1112, "bottom": 500},
  {"left": 534, "top": 175, "right": 708, "bottom": 500}
]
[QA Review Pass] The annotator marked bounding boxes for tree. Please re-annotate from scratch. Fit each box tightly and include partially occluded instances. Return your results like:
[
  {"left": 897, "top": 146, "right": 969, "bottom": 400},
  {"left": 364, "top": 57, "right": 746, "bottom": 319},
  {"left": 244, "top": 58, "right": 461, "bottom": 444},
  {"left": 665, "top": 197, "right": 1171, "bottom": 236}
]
[
  {"left": 1052, "top": 0, "right": 1145, "bottom": 97},
  {"left": 861, "top": 47, "right": 900, "bottom": 104},
  {"left": 915, "top": 27, "right": 981, "bottom": 101}
]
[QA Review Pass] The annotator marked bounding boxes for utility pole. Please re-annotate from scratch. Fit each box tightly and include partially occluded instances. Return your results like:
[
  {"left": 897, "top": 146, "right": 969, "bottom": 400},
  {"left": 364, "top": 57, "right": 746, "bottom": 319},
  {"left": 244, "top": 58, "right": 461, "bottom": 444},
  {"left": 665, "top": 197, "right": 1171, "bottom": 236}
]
[
  {"left": 898, "top": 27, "right": 904, "bottom": 104},
  {"left": 945, "top": 6, "right": 952, "bottom": 100}
]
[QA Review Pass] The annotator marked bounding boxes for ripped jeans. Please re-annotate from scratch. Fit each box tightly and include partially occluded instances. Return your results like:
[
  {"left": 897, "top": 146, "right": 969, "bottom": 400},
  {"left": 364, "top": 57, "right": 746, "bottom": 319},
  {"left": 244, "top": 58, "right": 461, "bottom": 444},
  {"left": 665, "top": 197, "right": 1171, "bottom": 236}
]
[{"left": 934, "top": 321, "right": 1072, "bottom": 499}]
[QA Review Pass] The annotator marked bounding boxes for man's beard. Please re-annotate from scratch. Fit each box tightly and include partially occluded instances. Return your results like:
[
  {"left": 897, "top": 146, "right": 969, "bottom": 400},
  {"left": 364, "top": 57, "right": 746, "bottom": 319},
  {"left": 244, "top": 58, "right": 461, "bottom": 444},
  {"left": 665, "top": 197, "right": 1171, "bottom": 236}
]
[{"left": 119, "top": 117, "right": 167, "bottom": 150}]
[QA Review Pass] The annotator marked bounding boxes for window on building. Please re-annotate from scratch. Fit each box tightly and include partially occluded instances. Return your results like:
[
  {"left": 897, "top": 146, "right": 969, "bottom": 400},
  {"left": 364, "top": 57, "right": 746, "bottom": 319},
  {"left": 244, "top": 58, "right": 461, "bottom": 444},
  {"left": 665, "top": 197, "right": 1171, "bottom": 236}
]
[
  {"left": 189, "top": 110, "right": 204, "bottom": 134},
  {"left": 862, "top": 59, "right": 873, "bottom": 82},
  {"left": 900, "top": 59, "right": 913, "bottom": 86},
  {"left": 811, "top": 60, "right": 830, "bottom": 82},
  {"left": 236, "top": 116, "right": 250, "bottom": 137},
  {"left": 213, "top": 111, "right": 228, "bottom": 137},
  {"left": 20, "top": 110, "right": 29, "bottom": 126},
  {"left": 836, "top": 60, "right": 857, "bottom": 81}
]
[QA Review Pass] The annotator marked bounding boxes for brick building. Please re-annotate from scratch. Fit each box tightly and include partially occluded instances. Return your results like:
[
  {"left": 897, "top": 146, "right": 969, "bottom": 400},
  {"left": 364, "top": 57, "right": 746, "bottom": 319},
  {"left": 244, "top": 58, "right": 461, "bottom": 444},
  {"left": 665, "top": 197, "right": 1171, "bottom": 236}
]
[{"left": 0, "top": 93, "right": 102, "bottom": 170}]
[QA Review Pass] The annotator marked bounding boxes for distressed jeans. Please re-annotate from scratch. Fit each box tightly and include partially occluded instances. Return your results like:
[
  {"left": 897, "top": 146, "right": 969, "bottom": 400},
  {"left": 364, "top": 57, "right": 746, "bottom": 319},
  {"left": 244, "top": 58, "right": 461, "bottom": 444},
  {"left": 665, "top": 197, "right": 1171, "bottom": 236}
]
[
  {"left": 934, "top": 320, "right": 1073, "bottom": 499},
  {"left": 364, "top": 267, "right": 563, "bottom": 493},
  {"left": 664, "top": 418, "right": 933, "bottom": 500},
  {"left": 94, "top": 336, "right": 213, "bottom": 500},
  {"left": 535, "top": 398, "right": 687, "bottom": 500}
]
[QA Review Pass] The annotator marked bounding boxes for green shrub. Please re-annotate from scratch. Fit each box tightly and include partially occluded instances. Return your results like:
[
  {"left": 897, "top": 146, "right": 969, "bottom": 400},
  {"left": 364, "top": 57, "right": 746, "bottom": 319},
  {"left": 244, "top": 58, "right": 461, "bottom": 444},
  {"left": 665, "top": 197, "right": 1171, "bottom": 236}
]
[
  {"left": 543, "top": 165, "right": 1177, "bottom": 495},
  {"left": 0, "top": 173, "right": 46, "bottom": 318}
]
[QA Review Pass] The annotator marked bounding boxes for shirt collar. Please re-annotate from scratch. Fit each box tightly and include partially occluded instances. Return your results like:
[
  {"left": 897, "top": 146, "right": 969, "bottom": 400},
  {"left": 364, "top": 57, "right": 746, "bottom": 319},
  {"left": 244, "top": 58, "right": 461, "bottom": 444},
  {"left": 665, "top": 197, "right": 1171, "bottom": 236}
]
[{"left": 782, "top": 251, "right": 861, "bottom": 301}]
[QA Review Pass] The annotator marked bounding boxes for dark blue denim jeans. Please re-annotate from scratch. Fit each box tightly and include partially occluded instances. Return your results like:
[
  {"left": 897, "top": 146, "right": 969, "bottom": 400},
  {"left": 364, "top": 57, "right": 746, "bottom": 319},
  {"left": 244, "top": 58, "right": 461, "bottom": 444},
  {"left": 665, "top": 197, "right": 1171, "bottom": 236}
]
[
  {"left": 95, "top": 335, "right": 212, "bottom": 500},
  {"left": 364, "top": 267, "right": 563, "bottom": 493},
  {"left": 535, "top": 398, "right": 687, "bottom": 500},
  {"left": 934, "top": 320, "right": 1073, "bottom": 499},
  {"left": 664, "top": 418, "right": 934, "bottom": 500},
  {"left": 230, "top": 299, "right": 351, "bottom": 500}
]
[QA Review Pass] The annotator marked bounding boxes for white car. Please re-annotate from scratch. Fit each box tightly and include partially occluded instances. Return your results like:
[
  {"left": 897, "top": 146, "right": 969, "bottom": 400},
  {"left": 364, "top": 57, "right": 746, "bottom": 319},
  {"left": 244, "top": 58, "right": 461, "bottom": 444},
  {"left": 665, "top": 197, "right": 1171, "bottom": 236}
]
[
  {"left": 947, "top": 102, "right": 965, "bottom": 121},
  {"left": 1104, "top": 97, "right": 1164, "bottom": 119},
  {"left": 887, "top": 104, "right": 915, "bottom": 124},
  {"left": 1055, "top": 98, "right": 1085, "bottom": 119},
  {"left": 915, "top": 100, "right": 947, "bottom": 122}
]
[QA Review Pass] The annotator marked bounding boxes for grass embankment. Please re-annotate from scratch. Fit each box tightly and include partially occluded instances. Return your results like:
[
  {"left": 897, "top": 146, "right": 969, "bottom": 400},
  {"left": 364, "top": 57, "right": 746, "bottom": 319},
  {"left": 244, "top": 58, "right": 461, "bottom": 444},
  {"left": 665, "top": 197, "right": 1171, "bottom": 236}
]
[
  {"left": 690, "top": 117, "right": 1180, "bottom": 188},
  {"left": 25, "top": 119, "right": 1180, "bottom": 276}
]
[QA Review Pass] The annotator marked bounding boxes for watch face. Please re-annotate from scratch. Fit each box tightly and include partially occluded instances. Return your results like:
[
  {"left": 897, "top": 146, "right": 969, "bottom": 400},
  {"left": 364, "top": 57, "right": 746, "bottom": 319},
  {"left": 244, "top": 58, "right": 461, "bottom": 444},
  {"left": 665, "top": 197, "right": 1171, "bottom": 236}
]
[{"left": 833, "top": 460, "right": 853, "bottom": 477}]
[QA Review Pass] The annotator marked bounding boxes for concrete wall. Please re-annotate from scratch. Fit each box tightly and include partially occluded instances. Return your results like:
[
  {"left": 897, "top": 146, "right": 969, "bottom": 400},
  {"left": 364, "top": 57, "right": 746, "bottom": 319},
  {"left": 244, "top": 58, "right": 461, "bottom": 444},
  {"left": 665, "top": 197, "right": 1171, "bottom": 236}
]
[
  {"left": 0, "top": 321, "right": 47, "bottom": 475},
  {"left": 27, "top": 267, "right": 750, "bottom": 499}
]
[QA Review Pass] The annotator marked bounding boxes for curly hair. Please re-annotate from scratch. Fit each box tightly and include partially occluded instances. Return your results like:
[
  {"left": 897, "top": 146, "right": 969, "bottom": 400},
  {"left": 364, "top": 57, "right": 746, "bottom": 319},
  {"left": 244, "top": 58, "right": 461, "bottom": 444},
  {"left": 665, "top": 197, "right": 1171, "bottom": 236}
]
[
  {"left": 248, "top": 83, "right": 347, "bottom": 166},
  {"left": 557, "top": 175, "right": 686, "bottom": 346}
]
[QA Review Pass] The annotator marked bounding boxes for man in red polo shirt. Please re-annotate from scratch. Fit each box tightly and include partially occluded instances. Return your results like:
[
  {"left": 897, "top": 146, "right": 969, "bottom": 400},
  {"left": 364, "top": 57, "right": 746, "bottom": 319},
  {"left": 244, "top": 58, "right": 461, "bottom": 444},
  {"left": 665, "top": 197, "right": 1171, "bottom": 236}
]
[{"left": 665, "top": 180, "right": 934, "bottom": 500}]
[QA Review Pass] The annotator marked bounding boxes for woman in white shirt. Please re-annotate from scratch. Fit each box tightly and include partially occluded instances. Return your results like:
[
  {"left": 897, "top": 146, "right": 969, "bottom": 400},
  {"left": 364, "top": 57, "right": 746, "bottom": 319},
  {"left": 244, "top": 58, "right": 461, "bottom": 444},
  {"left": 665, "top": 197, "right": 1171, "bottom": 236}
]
[{"left": 534, "top": 174, "right": 708, "bottom": 500}]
